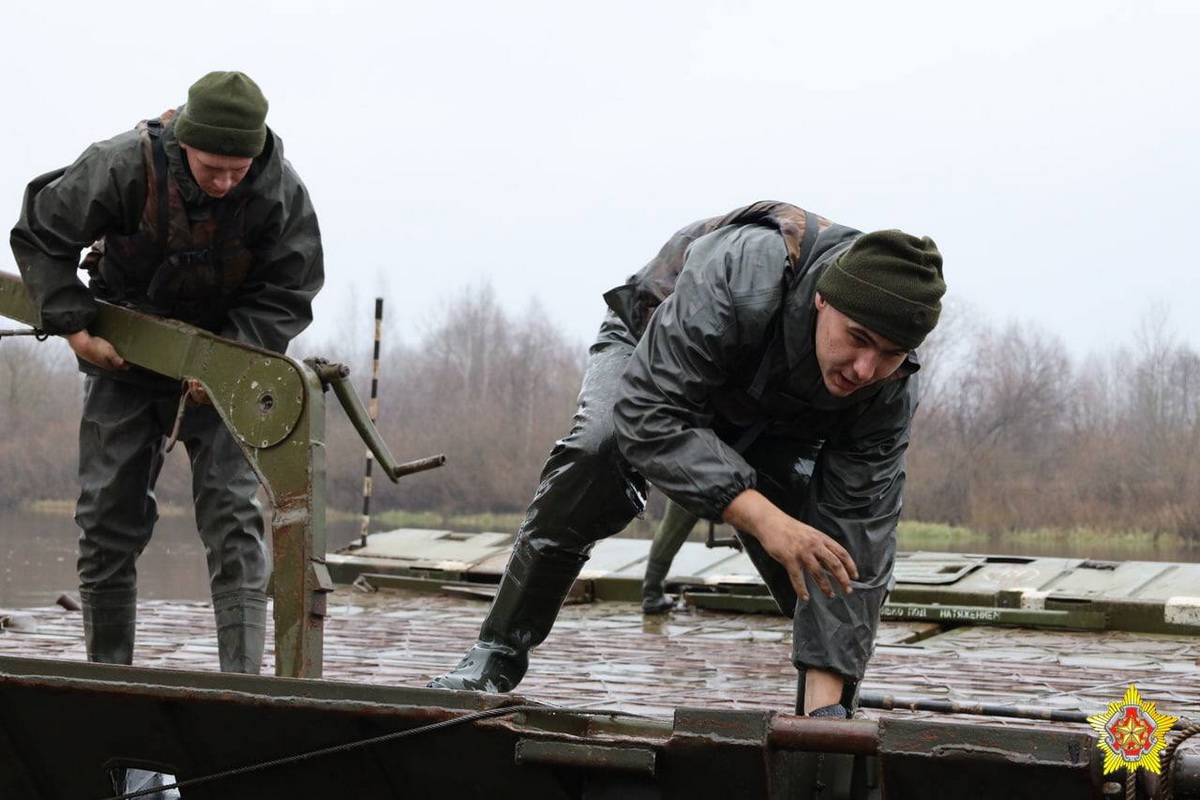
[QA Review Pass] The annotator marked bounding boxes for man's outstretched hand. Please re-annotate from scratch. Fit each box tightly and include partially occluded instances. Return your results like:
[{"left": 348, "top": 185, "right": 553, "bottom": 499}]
[{"left": 722, "top": 489, "right": 858, "bottom": 602}]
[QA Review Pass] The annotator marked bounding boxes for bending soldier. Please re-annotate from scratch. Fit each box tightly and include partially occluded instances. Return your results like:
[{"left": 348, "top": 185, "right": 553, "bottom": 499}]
[
  {"left": 10, "top": 71, "right": 324, "bottom": 674},
  {"left": 430, "top": 201, "right": 944, "bottom": 717}
]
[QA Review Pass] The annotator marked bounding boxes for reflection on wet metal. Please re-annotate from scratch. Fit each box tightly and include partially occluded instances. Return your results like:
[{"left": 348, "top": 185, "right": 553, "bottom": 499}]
[{"left": 117, "top": 768, "right": 180, "bottom": 800}]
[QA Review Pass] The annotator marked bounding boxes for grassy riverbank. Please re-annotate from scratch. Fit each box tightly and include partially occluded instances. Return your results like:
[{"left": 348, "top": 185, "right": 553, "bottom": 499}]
[
  {"left": 896, "top": 521, "right": 1192, "bottom": 556},
  {"left": 23, "top": 500, "right": 1194, "bottom": 556},
  {"left": 369, "top": 508, "right": 1193, "bottom": 554}
]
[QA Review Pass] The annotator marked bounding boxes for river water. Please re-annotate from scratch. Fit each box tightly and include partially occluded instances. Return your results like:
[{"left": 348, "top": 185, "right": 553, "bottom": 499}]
[
  {"left": 2, "top": 508, "right": 1196, "bottom": 609},
  {"left": 0, "top": 508, "right": 365, "bottom": 608}
]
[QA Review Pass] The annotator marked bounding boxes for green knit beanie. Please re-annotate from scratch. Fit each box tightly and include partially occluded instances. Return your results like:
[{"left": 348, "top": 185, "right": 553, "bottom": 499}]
[
  {"left": 815, "top": 230, "right": 945, "bottom": 350},
  {"left": 174, "top": 71, "right": 269, "bottom": 158}
]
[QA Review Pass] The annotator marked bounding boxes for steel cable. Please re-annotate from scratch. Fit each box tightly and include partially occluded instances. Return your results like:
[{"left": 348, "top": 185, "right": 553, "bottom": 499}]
[{"left": 98, "top": 703, "right": 637, "bottom": 800}]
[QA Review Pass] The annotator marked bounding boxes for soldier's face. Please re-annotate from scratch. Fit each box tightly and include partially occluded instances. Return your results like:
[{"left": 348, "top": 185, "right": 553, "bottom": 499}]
[
  {"left": 180, "top": 144, "right": 253, "bottom": 198},
  {"left": 813, "top": 293, "right": 909, "bottom": 397}
]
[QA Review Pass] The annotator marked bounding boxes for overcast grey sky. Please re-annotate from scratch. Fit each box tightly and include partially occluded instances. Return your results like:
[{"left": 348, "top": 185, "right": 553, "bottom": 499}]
[{"left": 2, "top": 0, "right": 1196, "bottom": 358}]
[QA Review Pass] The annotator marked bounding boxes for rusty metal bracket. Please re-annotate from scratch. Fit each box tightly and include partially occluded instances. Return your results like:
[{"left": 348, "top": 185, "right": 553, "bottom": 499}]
[{"left": 514, "top": 739, "right": 657, "bottom": 776}]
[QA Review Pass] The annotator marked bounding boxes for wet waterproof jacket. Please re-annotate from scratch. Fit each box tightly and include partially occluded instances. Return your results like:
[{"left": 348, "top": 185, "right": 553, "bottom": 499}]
[
  {"left": 608, "top": 202, "right": 920, "bottom": 600},
  {"left": 10, "top": 110, "right": 324, "bottom": 358}
]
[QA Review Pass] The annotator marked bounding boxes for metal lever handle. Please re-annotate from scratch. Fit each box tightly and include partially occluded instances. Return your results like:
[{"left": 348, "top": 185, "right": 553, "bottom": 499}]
[{"left": 307, "top": 358, "right": 446, "bottom": 482}]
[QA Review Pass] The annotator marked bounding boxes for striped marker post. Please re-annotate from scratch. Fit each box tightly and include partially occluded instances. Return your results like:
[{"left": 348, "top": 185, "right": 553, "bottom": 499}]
[{"left": 360, "top": 298, "right": 384, "bottom": 548}]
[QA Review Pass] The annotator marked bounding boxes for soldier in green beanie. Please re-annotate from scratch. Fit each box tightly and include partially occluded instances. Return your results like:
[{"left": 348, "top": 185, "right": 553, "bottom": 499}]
[
  {"left": 639, "top": 228, "right": 944, "bottom": 616},
  {"left": 432, "top": 201, "right": 944, "bottom": 720},
  {"left": 10, "top": 71, "right": 324, "bottom": 680}
]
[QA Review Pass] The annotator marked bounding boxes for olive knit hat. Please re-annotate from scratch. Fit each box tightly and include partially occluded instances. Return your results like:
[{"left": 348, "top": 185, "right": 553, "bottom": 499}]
[
  {"left": 815, "top": 230, "right": 945, "bottom": 350},
  {"left": 174, "top": 71, "right": 269, "bottom": 158}
]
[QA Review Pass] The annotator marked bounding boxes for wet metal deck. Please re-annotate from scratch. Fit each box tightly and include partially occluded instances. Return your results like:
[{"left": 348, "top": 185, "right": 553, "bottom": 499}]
[{"left": 2, "top": 588, "right": 1198, "bottom": 729}]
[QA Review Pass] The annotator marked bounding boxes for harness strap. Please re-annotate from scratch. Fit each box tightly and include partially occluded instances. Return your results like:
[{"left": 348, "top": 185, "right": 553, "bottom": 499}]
[
  {"left": 735, "top": 210, "right": 821, "bottom": 454},
  {"left": 747, "top": 210, "right": 819, "bottom": 401},
  {"left": 146, "top": 118, "right": 170, "bottom": 257}
]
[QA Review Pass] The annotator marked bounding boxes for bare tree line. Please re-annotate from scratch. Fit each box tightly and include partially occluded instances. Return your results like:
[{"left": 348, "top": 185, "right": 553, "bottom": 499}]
[
  {"left": 907, "top": 304, "right": 1200, "bottom": 538},
  {"left": 2, "top": 290, "right": 1198, "bottom": 539},
  {"left": 319, "top": 285, "right": 588, "bottom": 516}
]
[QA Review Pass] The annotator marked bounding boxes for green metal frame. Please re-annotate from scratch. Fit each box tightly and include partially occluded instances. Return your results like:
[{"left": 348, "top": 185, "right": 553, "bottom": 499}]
[{"left": 0, "top": 271, "right": 442, "bottom": 678}]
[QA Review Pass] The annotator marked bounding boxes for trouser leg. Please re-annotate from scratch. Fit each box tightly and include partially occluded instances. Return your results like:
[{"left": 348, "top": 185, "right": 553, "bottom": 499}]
[
  {"left": 431, "top": 315, "right": 644, "bottom": 692},
  {"left": 738, "top": 509, "right": 851, "bottom": 716},
  {"left": 735, "top": 438, "right": 866, "bottom": 715},
  {"left": 76, "top": 377, "right": 173, "bottom": 665},
  {"left": 181, "top": 403, "right": 269, "bottom": 674},
  {"left": 742, "top": 521, "right": 847, "bottom": 711},
  {"left": 642, "top": 499, "right": 698, "bottom": 614}
]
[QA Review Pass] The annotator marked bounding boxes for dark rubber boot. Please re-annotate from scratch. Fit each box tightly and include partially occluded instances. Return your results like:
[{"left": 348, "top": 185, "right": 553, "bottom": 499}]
[
  {"left": 641, "top": 559, "right": 676, "bottom": 615},
  {"left": 429, "top": 540, "right": 584, "bottom": 692},
  {"left": 640, "top": 501, "right": 696, "bottom": 615},
  {"left": 80, "top": 587, "right": 137, "bottom": 665},
  {"left": 213, "top": 590, "right": 268, "bottom": 674},
  {"left": 641, "top": 591, "right": 676, "bottom": 615}
]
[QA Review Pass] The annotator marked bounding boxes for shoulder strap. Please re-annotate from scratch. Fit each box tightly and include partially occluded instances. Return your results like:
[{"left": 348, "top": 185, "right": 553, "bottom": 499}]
[
  {"left": 144, "top": 118, "right": 170, "bottom": 256},
  {"left": 747, "top": 210, "right": 818, "bottom": 400},
  {"left": 792, "top": 209, "right": 820, "bottom": 281}
]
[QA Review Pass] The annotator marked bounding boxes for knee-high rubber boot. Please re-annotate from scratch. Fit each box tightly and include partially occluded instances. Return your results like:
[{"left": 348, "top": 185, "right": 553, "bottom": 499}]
[
  {"left": 213, "top": 590, "right": 267, "bottom": 674},
  {"left": 641, "top": 558, "right": 675, "bottom": 615},
  {"left": 429, "top": 540, "right": 585, "bottom": 692},
  {"left": 80, "top": 587, "right": 137, "bottom": 665},
  {"left": 642, "top": 501, "right": 697, "bottom": 614}
]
